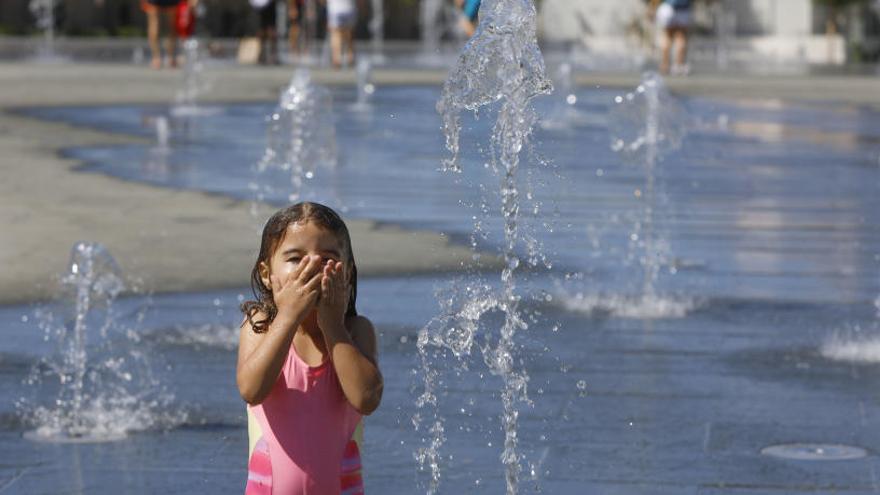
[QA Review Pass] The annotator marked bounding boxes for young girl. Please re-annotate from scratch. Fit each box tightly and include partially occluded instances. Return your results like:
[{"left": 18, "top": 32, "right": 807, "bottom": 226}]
[{"left": 237, "top": 202, "right": 383, "bottom": 494}]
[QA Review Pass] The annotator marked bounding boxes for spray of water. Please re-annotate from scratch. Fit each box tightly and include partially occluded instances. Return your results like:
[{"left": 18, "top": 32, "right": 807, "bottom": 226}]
[
  {"left": 416, "top": 1, "right": 551, "bottom": 493},
  {"left": 252, "top": 69, "right": 338, "bottom": 208},
  {"left": 17, "top": 242, "right": 182, "bottom": 443},
  {"left": 172, "top": 39, "right": 216, "bottom": 117},
  {"left": 605, "top": 72, "right": 692, "bottom": 316}
]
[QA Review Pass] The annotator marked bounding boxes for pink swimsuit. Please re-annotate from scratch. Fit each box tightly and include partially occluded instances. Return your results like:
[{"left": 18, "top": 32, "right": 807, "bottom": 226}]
[{"left": 245, "top": 343, "right": 364, "bottom": 495}]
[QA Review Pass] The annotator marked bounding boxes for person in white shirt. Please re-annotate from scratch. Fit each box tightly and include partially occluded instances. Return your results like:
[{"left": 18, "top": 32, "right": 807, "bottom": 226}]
[{"left": 325, "top": 0, "right": 357, "bottom": 68}]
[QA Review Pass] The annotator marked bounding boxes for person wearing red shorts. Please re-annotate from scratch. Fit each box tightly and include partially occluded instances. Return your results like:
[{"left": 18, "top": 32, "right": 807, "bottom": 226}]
[{"left": 141, "top": 0, "right": 185, "bottom": 69}]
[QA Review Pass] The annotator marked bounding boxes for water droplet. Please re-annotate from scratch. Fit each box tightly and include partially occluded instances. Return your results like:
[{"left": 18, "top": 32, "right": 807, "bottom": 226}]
[
  {"left": 21, "top": 315, "right": 29, "bottom": 323},
  {"left": 565, "top": 94, "right": 577, "bottom": 105}
]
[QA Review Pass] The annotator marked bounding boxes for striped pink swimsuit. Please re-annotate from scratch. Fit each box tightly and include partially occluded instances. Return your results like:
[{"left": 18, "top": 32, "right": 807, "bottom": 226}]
[{"left": 245, "top": 342, "right": 364, "bottom": 495}]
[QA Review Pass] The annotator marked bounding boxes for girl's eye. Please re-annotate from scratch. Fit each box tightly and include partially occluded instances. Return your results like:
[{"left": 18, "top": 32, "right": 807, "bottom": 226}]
[{"left": 288, "top": 257, "right": 301, "bottom": 264}]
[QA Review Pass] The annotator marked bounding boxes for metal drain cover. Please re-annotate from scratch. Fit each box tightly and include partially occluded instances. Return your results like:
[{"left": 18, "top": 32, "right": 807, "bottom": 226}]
[{"left": 761, "top": 443, "right": 868, "bottom": 461}]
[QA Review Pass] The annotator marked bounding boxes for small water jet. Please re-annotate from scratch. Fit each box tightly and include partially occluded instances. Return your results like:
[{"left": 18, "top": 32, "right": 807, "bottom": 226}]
[
  {"left": 29, "top": 0, "right": 67, "bottom": 62},
  {"left": 368, "top": 0, "right": 386, "bottom": 63},
  {"left": 142, "top": 115, "right": 172, "bottom": 178},
  {"left": 540, "top": 62, "right": 589, "bottom": 131},
  {"left": 171, "top": 39, "right": 217, "bottom": 118},
  {"left": 714, "top": 3, "right": 737, "bottom": 71},
  {"left": 352, "top": 58, "right": 376, "bottom": 110},
  {"left": 253, "top": 69, "right": 338, "bottom": 205},
  {"left": 154, "top": 115, "right": 170, "bottom": 152},
  {"left": 420, "top": 0, "right": 444, "bottom": 57},
  {"left": 604, "top": 72, "right": 692, "bottom": 318},
  {"left": 416, "top": 0, "right": 552, "bottom": 493},
  {"left": 18, "top": 242, "right": 179, "bottom": 443}
]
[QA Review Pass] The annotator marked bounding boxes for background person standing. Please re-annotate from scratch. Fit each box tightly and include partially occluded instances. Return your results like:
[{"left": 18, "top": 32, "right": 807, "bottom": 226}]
[
  {"left": 325, "top": 0, "right": 357, "bottom": 68},
  {"left": 250, "top": 0, "right": 280, "bottom": 65},
  {"left": 651, "top": 0, "right": 692, "bottom": 75},
  {"left": 142, "top": 0, "right": 184, "bottom": 69}
]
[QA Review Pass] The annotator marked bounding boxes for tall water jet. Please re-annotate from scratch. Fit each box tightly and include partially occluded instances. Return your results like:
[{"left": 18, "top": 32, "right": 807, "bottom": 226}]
[
  {"left": 254, "top": 69, "right": 337, "bottom": 205},
  {"left": 18, "top": 242, "right": 179, "bottom": 443},
  {"left": 608, "top": 72, "right": 687, "bottom": 314},
  {"left": 416, "top": 0, "right": 552, "bottom": 492}
]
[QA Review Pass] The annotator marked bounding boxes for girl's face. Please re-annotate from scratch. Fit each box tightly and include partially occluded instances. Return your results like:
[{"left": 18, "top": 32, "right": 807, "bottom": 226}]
[{"left": 259, "top": 220, "right": 347, "bottom": 289}]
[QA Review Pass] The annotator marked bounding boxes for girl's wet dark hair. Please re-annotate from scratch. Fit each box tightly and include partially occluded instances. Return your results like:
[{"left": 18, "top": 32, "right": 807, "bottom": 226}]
[{"left": 241, "top": 202, "right": 358, "bottom": 333}]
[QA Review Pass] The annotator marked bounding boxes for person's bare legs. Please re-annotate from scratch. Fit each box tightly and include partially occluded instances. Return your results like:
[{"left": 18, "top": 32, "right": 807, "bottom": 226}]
[
  {"left": 342, "top": 27, "right": 354, "bottom": 67},
  {"left": 459, "top": 17, "right": 476, "bottom": 37},
  {"left": 147, "top": 9, "right": 161, "bottom": 69},
  {"left": 289, "top": 3, "right": 302, "bottom": 56},
  {"left": 673, "top": 28, "right": 688, "bottom": 70},
  {"left": 163, "top": 9, "right": 178, "bottom": 68},
  {"left": 330, "top": 27, "right": 343, "bottom": 68},
  {"left": 267, "top": 26, "right": 279, "bottom": 64},
  {"left": 659, "top": 27, "right": 673, "bottom": 75},
  {"left": 289, "top": 23, "right": 301, "bottom": 55}
]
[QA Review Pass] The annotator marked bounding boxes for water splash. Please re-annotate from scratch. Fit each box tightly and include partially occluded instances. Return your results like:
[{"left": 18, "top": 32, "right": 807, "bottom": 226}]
[
  {"left": 556, "top": 291, "right": 701, "bottom": 319},
  {"left": 609, "top": 72, "right": 687, "bottom": 306},
  {"left": 146, "top": 323, "right": 239, "bottom": 351},
  {"left": 18, "top": 242, "right": 182, "bottom": 442},
  {"left": 821, "top": 324, "right": 880, "bottom": 364},
  {"left": 254, "top": 69, "right": 338, "bottom": 204},
  {"left": 417, "top": 1, "right": 551, "bottom": 493}
]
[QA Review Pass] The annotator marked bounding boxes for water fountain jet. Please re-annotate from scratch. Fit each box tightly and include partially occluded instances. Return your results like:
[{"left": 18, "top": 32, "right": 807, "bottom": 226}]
[
  {"left": 416, "top": 0, "right": 552, "bottom": 492},
  {"left": 18, "top": 242, "right": 178, "bottom": 443},
  {"left": 254, "top": 69, "right": 338, "bottom": 206}
]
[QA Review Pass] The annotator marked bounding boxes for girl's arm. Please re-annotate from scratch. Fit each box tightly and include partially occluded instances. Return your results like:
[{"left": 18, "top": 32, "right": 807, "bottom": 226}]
[
  {"left": 236, "top": 256, "right": 325, "bottom": 405},
  {"left": 236, "top": 313, "right": 298, "bottom": 405},
  {"left": 321, "top": 316, "right": 383, "bottom": 415},
  {"left": 318, "top": 261, "right": 384, "bottom": 415}
]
